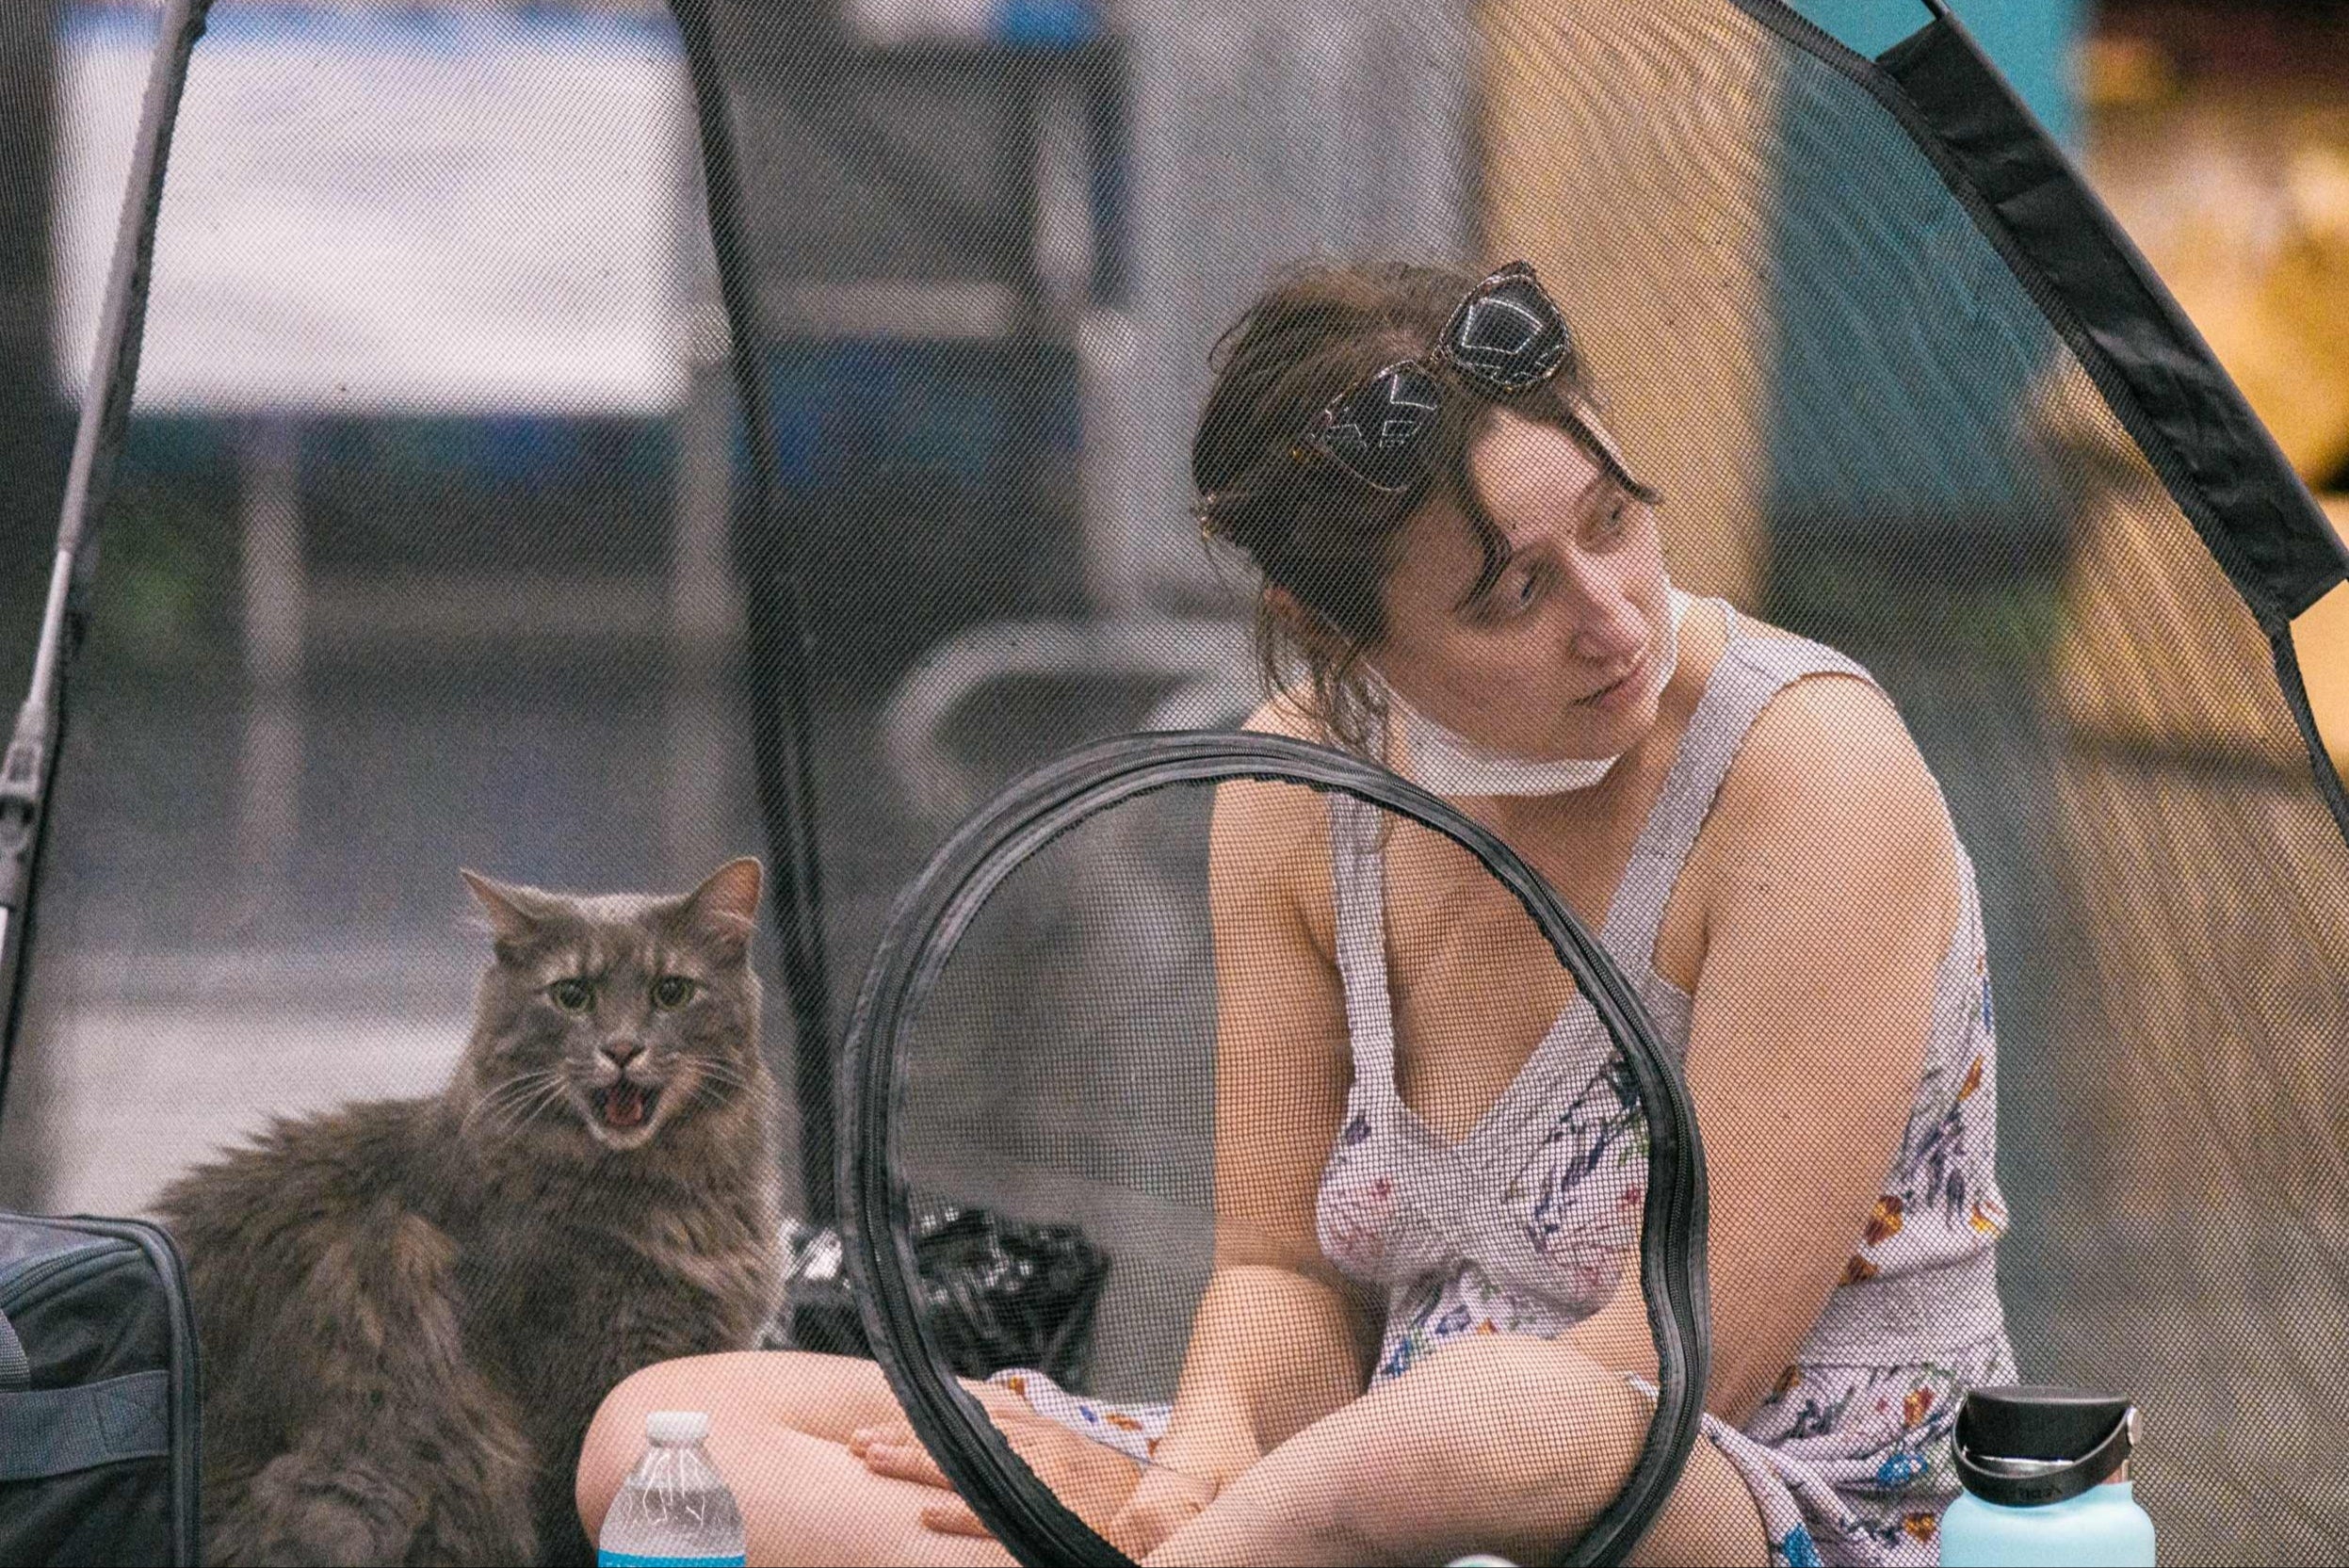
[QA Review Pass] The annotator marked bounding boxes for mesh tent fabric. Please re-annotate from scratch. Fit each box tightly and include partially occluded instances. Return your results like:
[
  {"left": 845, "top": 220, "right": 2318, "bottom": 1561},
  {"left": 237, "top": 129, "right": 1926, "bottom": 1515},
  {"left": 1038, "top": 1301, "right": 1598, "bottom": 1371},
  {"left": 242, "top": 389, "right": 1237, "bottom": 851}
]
[
  {"left": 0, "top": 0, "right": 2345, "bottom": 1564},
  {"left": 1480, "top": 8, "right": 2349, "bottom": 1562}
]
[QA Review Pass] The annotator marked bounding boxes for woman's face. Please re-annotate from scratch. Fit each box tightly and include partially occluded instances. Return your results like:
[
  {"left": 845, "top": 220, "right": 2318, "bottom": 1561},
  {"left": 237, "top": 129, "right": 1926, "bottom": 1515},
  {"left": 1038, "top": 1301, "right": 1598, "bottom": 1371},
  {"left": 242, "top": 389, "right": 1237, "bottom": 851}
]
[{"left": 1367, "top": 408, "right": 1672, "bottom": 762}]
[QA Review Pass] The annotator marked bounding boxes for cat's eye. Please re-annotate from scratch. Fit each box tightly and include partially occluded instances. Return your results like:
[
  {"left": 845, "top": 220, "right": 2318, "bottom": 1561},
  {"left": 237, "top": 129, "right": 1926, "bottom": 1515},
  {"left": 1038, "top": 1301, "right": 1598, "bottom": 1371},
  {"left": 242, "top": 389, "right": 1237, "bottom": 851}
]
[
  {"left": 652, "top": 975, "right": 697, "bottom": 1010},
  {"left": 549, "top": 978, "right": 594, "bottom": 1013}
]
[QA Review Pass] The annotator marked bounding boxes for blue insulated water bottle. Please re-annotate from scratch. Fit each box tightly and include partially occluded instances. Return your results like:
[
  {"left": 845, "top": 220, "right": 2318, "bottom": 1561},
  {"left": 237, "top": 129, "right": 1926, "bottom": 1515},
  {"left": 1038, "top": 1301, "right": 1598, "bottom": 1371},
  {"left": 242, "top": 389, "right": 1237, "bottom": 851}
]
[{"left": 1939, "top": 1386, "right": 2155, "bottom": 1566}]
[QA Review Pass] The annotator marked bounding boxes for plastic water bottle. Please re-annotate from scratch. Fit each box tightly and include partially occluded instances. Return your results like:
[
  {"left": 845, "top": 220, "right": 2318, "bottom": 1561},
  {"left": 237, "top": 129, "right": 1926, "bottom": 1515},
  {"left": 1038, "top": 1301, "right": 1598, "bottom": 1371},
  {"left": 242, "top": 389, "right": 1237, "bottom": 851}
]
[
  {"left": 596, "top": 1410, "right": 748, "bottom": 1568},
  {"left": 1940, "top": 1385, "right": 2155, "bottom": 1566}
]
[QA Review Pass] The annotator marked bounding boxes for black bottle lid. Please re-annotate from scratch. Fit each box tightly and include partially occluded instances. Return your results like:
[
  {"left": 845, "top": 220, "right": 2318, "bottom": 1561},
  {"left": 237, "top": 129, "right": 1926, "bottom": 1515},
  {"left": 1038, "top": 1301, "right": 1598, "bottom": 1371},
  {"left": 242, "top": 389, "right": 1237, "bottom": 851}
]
[{"left": 1955, "top": 1385, "right": 2135, "bottom": 1509}]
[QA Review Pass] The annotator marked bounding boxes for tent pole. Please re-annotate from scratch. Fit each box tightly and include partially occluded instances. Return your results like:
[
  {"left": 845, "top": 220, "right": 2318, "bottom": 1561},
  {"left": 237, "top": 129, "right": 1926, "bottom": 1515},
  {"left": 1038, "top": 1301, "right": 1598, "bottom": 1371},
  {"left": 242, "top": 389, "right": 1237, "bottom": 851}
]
[
  {"left": 0, "top": 0, "right": 217, "bottom": 1117},
  {"left": 667, "top": 0, "right": 839, "bottom": 1223}
]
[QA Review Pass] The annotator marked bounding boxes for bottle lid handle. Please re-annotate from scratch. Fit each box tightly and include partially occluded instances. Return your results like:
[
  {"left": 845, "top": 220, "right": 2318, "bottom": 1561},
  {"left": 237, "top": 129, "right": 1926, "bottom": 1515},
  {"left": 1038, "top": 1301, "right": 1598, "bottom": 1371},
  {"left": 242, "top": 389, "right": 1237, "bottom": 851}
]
[{"left": 1955, "top": 1402, "right": 2135, "bottom": 1508}]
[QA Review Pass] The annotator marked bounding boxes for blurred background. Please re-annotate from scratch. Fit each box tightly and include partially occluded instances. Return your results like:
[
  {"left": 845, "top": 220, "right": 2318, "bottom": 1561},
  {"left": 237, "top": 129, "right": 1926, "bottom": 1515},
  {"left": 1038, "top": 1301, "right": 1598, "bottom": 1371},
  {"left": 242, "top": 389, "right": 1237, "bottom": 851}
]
[{"left": 0, "top": 7, "right": 2344, "bottom": 1546}]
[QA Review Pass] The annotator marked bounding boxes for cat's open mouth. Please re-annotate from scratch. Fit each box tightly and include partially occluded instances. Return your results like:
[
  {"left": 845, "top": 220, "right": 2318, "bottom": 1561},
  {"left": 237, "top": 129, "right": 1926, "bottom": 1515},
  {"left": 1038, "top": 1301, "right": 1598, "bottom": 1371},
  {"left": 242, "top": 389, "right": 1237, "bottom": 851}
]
[{"left": 591, "top": 1082, "right": 661, "bottom": 1132}]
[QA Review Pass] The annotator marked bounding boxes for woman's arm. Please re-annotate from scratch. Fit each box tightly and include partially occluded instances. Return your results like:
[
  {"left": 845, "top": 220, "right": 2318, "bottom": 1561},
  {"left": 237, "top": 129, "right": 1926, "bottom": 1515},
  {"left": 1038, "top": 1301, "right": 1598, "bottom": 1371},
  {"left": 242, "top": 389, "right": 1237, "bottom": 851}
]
[
  {"left": 1565, "top": 678, "right": 1956, "bottom": 1425},
  {"left": 1669, "top": 672, "right": 1957, "bottom": 1425},
  {"left": 1112, "top": 722, "right": 1377, "bottom": 1542},
  {"left": 1148, "top": 676, "right": 1956, "bottom": 1566}
]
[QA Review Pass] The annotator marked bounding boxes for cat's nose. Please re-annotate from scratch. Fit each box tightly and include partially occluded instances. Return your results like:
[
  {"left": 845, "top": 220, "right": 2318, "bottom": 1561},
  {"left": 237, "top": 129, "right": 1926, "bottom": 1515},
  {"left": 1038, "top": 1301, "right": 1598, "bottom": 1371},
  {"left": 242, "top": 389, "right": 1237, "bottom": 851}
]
[{"left": 600, "top": 1040, "right": 645, "bottom": 1071}]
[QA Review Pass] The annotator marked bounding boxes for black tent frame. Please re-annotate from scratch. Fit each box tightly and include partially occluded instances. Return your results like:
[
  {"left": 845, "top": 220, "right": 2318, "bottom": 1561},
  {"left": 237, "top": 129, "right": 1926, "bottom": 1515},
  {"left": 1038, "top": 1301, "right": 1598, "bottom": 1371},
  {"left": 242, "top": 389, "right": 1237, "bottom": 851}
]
[
  {"left": 0, "top": 0, "right": 850, "bottom": 1214},
  {"left": 838, "top": 730, "right": 1715, "bottom": 1566}
]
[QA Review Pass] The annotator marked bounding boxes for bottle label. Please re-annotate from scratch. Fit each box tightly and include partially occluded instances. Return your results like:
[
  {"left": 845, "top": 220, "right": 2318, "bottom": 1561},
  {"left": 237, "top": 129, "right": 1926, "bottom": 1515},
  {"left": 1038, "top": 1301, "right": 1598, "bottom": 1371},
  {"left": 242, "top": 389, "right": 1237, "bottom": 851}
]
[{"left": 596, "top": 1554, "right": 747, "bottom": 1567}]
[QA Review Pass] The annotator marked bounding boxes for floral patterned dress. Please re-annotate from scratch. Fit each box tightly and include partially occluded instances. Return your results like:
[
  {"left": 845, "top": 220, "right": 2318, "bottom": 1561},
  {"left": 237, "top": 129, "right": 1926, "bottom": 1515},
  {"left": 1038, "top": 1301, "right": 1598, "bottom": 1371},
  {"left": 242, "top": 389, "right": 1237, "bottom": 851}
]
[{"left": 1000, "top": 601, "right": 2015, "bottom": 1567}]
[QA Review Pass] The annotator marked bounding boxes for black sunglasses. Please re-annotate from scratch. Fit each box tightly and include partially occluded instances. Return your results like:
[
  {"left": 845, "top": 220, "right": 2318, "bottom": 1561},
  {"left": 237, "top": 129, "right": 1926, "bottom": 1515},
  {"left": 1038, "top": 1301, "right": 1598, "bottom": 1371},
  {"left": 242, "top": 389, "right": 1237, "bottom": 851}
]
[{"left": 1294, "top": 261, "right": 1651, "bottom": 501}]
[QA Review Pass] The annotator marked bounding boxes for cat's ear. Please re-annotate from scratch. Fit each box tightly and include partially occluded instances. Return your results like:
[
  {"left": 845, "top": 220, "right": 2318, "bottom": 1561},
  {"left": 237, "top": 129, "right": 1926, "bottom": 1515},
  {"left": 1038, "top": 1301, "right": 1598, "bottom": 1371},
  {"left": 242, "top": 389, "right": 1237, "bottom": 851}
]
[
  {"left": 462, "top": 869, "right": 544, "bottom": 959},
  {"left": 681, "top": 857, "right": 764, "bottom": 959}
]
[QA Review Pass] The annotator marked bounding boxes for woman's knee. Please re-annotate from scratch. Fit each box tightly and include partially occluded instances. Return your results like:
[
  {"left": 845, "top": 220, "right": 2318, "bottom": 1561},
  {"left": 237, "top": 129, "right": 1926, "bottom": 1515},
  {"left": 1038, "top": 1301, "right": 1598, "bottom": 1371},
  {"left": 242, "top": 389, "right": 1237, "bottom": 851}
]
[
  {"left": 575, "top": 1352, "right": 906, "bottom": 1539},
  {"left": 578, "top": 1356, "right": 732, "bottom": 1536},
  {"left": 1370, "top": 1336, "right": 1648, "bottom": 1534}
]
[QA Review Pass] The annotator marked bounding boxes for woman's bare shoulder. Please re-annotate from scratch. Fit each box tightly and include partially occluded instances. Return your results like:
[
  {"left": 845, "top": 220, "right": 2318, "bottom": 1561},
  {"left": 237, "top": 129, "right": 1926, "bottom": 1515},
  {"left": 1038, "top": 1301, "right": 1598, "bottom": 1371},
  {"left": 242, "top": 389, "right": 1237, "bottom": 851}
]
[
  {"left": 1209, "top": 695, "right": 1342, "bottom": 955},
  {"left": 1218, "top": 696, "right": 1339, "bottom": 850},
  {"left": 1730, "top": 657, "right": 1943, "bottom": 815},
  {"left": 1712, "top": 612, "right": 1933, "bottom": 796},
  {"left": 1712, "top": 650, "right": 1961, "bottom": 928}
]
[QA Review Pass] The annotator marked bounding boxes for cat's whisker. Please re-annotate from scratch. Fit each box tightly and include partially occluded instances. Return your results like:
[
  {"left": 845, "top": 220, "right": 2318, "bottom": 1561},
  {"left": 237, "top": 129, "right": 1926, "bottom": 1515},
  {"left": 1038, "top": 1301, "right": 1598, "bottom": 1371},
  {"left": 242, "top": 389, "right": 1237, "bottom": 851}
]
[
  {"left": 681, "top": 1061, "right": 758, "bottom": 1109},
  {"left": 472, "top": 1083, "right": 536, "bottom": 1136},
  {"left": 487, "top": 1075, "right": 575, "bottom": 1140},
  {"left": 458, "top": 1090, "right": 510, "bottom": 1137},
  {"left": 462, "top": 1068, "right": 566, "bottom": 1137},
  {"left": 461, "top": 1074, "right": 546, "bottom": 1132},
  {"left": 470, "top": 1066, "right": 558, "bottom": 1108}
]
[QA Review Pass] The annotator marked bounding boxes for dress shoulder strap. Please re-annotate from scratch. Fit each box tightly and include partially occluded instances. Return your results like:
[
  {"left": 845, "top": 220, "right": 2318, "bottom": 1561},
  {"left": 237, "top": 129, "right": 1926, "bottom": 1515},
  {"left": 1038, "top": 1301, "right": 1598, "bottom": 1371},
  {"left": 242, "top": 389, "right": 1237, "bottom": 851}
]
[
  {"left": 1326, "top": 791, "right": 1401, "bottom": 1097},
  {"left": 1601, "top": 603, "right": 1881, "bottom": 965}
]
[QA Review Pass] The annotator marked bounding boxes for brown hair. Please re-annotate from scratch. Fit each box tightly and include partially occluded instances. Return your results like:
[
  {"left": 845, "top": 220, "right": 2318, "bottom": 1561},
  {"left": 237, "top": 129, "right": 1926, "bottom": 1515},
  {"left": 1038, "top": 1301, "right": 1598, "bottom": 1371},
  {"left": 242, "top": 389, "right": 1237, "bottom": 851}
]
[{"left": 1192, "top": 261, "right": 1645, "bottom": 756}]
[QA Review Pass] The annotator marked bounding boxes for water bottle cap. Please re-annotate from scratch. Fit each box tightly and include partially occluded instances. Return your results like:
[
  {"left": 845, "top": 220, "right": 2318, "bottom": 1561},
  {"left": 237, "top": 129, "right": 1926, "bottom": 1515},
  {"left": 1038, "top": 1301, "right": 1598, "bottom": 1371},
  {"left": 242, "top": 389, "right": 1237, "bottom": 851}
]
[
  {"left": 1955, "top": 1385, "right": 2134, "bottom": 1508},
  {"left": 646, "top": 1410, "right": 711, "bottom": 1446}
]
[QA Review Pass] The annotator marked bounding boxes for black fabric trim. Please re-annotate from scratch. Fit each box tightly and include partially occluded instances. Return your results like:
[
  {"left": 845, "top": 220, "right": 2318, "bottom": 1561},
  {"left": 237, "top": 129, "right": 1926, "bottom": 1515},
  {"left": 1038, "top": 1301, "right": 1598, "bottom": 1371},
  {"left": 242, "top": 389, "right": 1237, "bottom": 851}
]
[
  {"left": 841, "top": 730, "right": 1711, "bottom": 1568},
  {"left": 1722, "top": 0, "right": 2349, "bottom": 842},
  {"left": 1728, "top": 0, "right": 2344, "bottom": 630},
  {"left": 1875, "top": 17, "right": 2342, "bottom": 628}
]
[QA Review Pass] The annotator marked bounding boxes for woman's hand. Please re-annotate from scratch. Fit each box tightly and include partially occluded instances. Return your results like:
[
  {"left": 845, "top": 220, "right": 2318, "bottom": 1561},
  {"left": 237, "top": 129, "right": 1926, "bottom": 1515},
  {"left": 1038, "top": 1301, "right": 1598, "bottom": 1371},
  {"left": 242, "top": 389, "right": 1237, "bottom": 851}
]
[
  {"left": 1095, "top": 1414, "right": 1264, "bottom": 1561},
  {"left": 1099, "top": 1460, "right": 1223, "bottom": 1560},
  {"left": 848, "top": 1382, "right": 1143, "bottom": 1540}
]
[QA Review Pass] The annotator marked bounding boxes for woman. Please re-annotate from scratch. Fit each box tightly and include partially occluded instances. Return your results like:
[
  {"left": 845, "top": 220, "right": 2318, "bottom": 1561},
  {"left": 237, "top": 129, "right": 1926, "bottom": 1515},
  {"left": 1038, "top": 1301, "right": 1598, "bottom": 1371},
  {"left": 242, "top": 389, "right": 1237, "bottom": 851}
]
[{"left": 576, "top": 261, "right": 2016, "bottom": 1567}]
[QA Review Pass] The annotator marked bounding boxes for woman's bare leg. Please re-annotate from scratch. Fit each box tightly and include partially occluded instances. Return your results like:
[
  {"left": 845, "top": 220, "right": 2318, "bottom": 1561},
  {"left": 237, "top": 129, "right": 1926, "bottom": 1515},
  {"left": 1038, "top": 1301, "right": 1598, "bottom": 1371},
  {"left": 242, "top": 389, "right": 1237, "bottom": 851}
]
[
  {"left": 577, "top": 1351, "right": 1016, "bottom": 1568},
  {"left": 581, "top": 1342, "right": 1770, "bottom": 1568},
  {"left": 1144, "top": 1334, "right": 1770, "bottom": 1568}
]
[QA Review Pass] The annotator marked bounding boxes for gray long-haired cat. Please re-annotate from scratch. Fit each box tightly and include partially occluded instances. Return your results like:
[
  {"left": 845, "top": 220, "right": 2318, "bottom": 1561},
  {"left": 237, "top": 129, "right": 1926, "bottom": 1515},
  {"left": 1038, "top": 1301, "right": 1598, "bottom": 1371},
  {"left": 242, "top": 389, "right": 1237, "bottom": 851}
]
[{"left": 154, "top": 860, "right": 785, "bottom": 1567}]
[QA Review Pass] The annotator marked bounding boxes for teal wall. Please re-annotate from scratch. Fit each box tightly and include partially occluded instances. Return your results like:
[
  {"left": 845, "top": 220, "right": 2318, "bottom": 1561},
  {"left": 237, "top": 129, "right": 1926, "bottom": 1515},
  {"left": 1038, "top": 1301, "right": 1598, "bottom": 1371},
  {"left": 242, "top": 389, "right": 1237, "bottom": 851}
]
[
  {"left": 1786, "top": 0, "right": 2082, "bottom": 149},
  {"left": 1764, "top": 0, "right": 2089, "bottom": 557}
]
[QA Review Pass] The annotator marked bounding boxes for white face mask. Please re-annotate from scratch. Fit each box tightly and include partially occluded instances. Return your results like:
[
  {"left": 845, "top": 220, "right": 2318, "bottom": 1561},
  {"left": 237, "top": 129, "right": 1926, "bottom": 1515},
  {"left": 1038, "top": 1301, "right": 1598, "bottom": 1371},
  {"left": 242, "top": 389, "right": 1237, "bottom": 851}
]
[{"left": 1387, "top": 586, "right": 1695, "bottom": 797}]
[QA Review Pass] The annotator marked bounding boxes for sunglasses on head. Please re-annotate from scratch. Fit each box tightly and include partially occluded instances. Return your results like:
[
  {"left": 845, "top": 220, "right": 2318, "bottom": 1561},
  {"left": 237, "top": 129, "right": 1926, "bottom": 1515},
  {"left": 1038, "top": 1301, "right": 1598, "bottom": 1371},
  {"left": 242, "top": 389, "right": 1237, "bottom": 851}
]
[{"left": 1291, "top": 261, "right": 1651, "bottom": 501}]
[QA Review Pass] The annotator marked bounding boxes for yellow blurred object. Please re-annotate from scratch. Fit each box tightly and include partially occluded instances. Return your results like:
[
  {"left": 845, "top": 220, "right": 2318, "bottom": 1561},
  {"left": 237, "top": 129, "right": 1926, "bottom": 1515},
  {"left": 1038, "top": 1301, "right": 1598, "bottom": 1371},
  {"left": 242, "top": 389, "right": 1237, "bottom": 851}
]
[
  {"left": 2077, "top": 33, "right": 2178, "bottom": 112},
  {"left": 1478, "top": 0, "right": 1773, "bottom": 609},
  {"left": 2088, "top": 95, "right": 2349, "bottom": 487}
]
